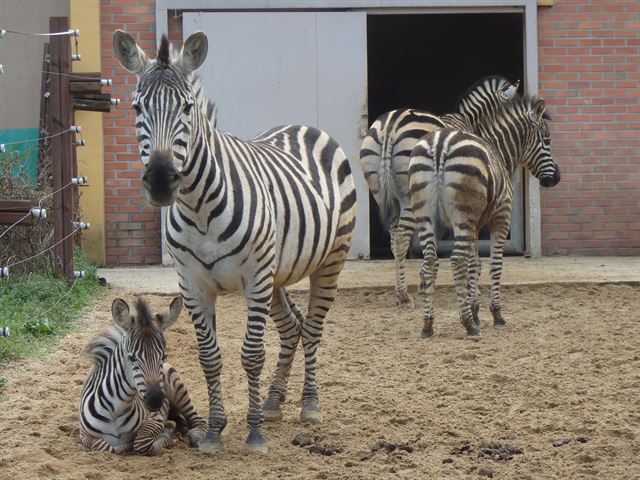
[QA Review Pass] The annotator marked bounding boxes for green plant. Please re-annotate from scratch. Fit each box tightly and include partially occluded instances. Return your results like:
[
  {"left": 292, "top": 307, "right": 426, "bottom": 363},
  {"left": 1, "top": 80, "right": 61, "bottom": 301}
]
[{"left": 0, "top": 248, "right": 100, "bottom": 367}]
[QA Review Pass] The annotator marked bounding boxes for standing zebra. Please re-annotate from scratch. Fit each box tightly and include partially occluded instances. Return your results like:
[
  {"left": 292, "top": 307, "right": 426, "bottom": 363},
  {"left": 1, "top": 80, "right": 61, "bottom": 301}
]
[
  {"left": 79, "top": 297, "right": 208, "bottom": 455},
  {"left": 359, "top": 76, "right": 519, "bottom": 307},
  {"left": 409, "top": 94, "right": 560, "bottom": 337},
  {"left": 113, "top": 31, "right": 356, "bottom": 454}
]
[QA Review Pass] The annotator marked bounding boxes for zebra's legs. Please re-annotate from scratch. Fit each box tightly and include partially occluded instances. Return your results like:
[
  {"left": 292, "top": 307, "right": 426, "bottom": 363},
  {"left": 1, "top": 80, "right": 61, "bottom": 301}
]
[
  {"left": 450, "top": 229, "right": 480, "bottom": 336},
  {"left": 80, "top": 433, "right": 132, "bottom": 454},
  {"left": 263, "top": 288, "right": 302, "bottom": 422},
  {"left": 417, "top": 217, "right": 438, "bottom": 337},
  {"left": 241, "top": 282, "right": 273, "bottom": 454},
  {"left": 467, "top": 247, "right": 482, "bottom": 325},
  {"left": 390, "top": 208, "right": 417, "bottom": 307},
  {"left": 300, "top": 255, "right": 345, "bottom": 424},
  {"left": 163, "top": 364, "right": 208, "bottom": 447},
  {"left": 489, "top": 220, "right": 510, "bottom": 326},
  {"left": 133, "top": 397, "right": 174, "bottom": 456},
  {"left": 184, "top": 295, "right": 227, "bottom": 454}
]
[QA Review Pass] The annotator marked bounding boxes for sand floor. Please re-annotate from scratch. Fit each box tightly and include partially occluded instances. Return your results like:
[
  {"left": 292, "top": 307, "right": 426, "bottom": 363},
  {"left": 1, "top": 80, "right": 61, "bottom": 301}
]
[{"left": 1, "top": 281, "right": 639, "bottom": 479}]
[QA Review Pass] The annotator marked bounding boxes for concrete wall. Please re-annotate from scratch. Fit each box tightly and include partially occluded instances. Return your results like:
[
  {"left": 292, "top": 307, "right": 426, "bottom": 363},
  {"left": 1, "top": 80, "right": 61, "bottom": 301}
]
[{"left": 0, "top": 0, "right": 69, "bottom": 131}]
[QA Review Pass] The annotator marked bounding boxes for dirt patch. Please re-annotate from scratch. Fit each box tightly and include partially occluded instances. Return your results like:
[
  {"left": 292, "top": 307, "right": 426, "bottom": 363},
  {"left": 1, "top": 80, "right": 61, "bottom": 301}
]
[{"left": 1, "top": 282, "right": 639, "bottom": 479}]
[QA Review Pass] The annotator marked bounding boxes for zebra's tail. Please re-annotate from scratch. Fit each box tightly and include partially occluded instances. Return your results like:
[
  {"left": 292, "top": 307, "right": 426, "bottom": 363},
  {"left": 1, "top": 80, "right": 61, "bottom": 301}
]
[
  {"left": 409, "top": 134, "right": 443, "bottom": 236},
  {"left": 377, "top": 131, "right": 400, "bottom": 231}
]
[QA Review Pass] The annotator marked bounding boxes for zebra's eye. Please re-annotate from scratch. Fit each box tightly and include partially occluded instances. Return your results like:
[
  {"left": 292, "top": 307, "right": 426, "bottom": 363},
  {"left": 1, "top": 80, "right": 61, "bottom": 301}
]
[
  {"left": 183, "top": 102, "right": 193, "bottom": 115},
  {"left": 128, "top": 354, "right": 137, "bottom": 362},
  {"left": 132, "top": 103, "right": 142, "bottom": 115}
]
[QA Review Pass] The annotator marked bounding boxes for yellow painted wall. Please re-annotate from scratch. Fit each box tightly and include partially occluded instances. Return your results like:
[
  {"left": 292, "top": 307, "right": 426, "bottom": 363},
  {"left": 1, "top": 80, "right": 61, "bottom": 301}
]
[{"left": 70, "top": 0, "right": 105, "bottom": 264}]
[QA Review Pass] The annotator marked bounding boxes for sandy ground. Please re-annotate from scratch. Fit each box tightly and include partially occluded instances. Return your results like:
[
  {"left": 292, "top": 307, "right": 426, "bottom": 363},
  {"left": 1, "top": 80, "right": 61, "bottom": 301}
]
[{"left": 1, "top": 280, "right": 639, "bottom": 479}]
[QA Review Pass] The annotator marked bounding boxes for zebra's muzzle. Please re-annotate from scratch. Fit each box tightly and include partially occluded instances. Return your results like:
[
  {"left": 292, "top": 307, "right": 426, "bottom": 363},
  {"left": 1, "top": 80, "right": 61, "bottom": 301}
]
[
  {"left": 539, "top": 169, "right": 561, "bottom": 188},
  {"left": 144, "top": 386, "right": 165, "bottom": 412},
  {"left": 142, "top": 151, "right": 181, "bottom": 206}
]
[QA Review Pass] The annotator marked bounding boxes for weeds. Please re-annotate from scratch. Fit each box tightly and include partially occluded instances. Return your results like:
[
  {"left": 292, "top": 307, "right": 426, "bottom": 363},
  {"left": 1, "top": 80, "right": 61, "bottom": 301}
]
[{"left": 0, "top": 249, "right": 100, "bottom": 387}]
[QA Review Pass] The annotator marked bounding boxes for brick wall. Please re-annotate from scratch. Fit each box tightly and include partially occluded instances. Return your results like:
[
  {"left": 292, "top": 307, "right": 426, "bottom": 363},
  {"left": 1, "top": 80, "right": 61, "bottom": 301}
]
[
  {"left": 99, "top": 1, "right": 639, "bottom": 264},
  {"left": 538, "top": 0, "right": 640, "bottom": 255},
  {"left": 101, "top": 0, "right": 160, "bottom": 265}
]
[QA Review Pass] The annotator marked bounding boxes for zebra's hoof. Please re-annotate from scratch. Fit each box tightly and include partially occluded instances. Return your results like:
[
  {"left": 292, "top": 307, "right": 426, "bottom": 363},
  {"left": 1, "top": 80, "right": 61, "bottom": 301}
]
[
  {"left": 466, "top": 325, "right": 481, "bottom": 336},
  {"left": 187, "top": 426, "right": 207, "bottom": 447},
  {"left": 300, "top": 405, "right": 323, "bottom": 425},
  {"left": 494, "top": 318, "right": 506, "bottom": 326},
  {"left": 396, "top": 295, "right": 414, "bottom": 308},
  {"left": 263, "top": 396, "right": 284, "bottom": 422},
  {"left": 245, "top": 431, "right": 268, "bottom": 454},
  {"left": 197, "top": 433, "right": 224, "bottom": 454},
  {"left": 421, "top": 326, "right": 434, "bottom": 338}
]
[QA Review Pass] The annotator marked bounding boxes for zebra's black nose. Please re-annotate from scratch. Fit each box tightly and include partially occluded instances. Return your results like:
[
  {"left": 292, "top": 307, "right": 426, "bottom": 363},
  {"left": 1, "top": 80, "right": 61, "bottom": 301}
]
[
  {"left": 540, "top": 169, "right": 561, "bottom": 188},
  {"left": 145, "top": 386, "right": 165, "bottom": 412}
]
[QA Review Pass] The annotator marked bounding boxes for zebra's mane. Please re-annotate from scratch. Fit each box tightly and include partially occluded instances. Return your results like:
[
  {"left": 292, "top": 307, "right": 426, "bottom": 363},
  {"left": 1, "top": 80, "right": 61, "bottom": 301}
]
[
  {"left": 454, "top": 75, "right": 513, "bottom": 112},
  {"left": 476, "top": 93, "right": 551, "bottom": 131},
  {"left": 190, "top": 74, "right": 218, "bottom": 129},
  {"left": 85, "top": 328, "right": 123, "bottom": 367},
  {"left": 157, "top": 35, "right": 171, "bottom": 67}
]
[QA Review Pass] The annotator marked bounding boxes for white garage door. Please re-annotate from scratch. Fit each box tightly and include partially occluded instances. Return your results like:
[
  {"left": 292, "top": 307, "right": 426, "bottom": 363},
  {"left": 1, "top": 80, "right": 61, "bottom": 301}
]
[{"left": 183, "top": 11, "right": 369, "bottom": 259}]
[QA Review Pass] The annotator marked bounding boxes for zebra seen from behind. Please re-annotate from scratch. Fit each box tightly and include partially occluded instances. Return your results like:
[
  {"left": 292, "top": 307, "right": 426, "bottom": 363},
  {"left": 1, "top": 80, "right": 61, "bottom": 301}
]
[
  {"left": 113, "top": 31, "right": 356, "bottom": 454},
  {"left": 409, "top": 94, "right": 560, "bottom": 337},
  {"left": 359, "top": 76, "right": 519, "bottom": 307},
  {"left": 79, "top": 297, "right": 207, "bottom": 455}
]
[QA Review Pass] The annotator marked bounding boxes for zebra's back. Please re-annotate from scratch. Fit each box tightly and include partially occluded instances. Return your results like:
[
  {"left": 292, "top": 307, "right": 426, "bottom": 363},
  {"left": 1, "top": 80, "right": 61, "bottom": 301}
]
[{"left": 168, "top": 124, "right": 356, "bottom": 291}]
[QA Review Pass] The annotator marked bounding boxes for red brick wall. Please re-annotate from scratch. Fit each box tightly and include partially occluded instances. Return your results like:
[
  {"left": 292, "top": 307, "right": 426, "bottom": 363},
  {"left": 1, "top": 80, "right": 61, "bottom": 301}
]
[
  {"left": 538, "top": 0, "right": 640, "bottom": 255},
  {"left": 100, "top": 1, "right": 639, "bottom": 264},
  {"left": 101, "top": 0, "right": 161, "bottom": 265}
]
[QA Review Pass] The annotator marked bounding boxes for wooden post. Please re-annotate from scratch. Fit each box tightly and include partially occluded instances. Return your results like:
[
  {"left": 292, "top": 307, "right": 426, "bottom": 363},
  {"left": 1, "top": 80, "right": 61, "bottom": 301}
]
[{"left": 48, "top": 17, "right": 75, "bottom": 280}]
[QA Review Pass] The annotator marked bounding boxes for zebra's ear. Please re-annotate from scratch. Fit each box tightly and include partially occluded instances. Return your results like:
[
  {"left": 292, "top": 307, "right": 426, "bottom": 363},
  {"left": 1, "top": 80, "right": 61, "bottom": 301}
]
[
  {"left": 156, "top": 296, "right": 182, "bottom": 331},
  {"left": 177, "top": 31, "right": 208, "bottom": 74},
  {"left": 505, "top": 80, "right": 520, "bottom": 99},
  {"left": 111, "top": 298, "right": 133, "bottom": 330},
  {"left": 113, "top": 30, "right": 149, "bottom": 76},
  {"left": 531, "top": 97, "right": 547, "bottom": 122}
]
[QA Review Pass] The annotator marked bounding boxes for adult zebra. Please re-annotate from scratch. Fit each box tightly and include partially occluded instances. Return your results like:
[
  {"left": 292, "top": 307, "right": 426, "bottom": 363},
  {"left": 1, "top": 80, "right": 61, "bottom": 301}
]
[
  {"left": 409, "top": 94, "right": 560, "bottom": 337},
  {"left": 113, "top": 31, "right": 356, "bottom": 454},
  {"left": 359, "top": 76, "right": 519, "bottom": 307},
  {"left": 79, "top": 297, "right": 207, "bottom": 455}
]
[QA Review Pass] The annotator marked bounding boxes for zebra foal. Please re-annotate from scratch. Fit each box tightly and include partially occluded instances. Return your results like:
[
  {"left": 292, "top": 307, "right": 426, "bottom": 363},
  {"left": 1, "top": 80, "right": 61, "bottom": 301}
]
[
  {"left": 113, "top": 31, "right": 356, "bottom": 454},
  {"left": 359, "top": 76, "right": 518, "bottom": 307},
  {"left": 409, "top": 94, "right": 560, "bottom": 337},
  {"left": 79, "top": 297, "right": 207, "bottom": 455}
]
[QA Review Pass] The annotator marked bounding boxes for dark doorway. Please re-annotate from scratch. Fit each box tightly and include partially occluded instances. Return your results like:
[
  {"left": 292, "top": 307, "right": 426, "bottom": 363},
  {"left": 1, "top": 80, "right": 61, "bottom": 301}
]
[{"left": 367, "top": 12, "right": 524, "bottom": 259}]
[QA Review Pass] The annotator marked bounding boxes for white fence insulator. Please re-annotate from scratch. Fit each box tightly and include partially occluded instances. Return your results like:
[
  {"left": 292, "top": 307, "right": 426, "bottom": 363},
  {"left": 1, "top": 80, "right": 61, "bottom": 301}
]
[
  {"left": 0, "top": 64, "right": 4, "bottom": 74},
  {"left": 30, "top": 207, "right": 47, "bottom": 219},
  {"left": 0, "top": 29, "right": 6, "bottom": 39},
  {"left": 0, "top": 144, "right": 5, "bottom": 153},
  {"left": 0, "top": 327, "right": 9, "bottom": 337},
  {"left": 110, "top": 98, "right": 120, "bottom": 107},
  {"left": 71, "top": 29, "right": 80, "bottom": 37},
  {"left": 0, "top": 266, "right": 8, "bottom": 278},
  {"left": 72, "top": 176, "right": 88, "bottom": 185},
  {"left": 74, "top": 270, "right": 86, "bottom": 279},
  {"left": 44, "top": 91, "right": 51, "bottom": 99},
  {"left": 71, "top": 125, "right": 81, "bottom": 133},
  {"left": 71, "top": 54, "right": 82, "bottom": 61},
  {"left": 75, "top": 139, "right": 86, "bottom": 146},
  {"left": 73, "top": 221, "right": 90, "bottom": 230},
  {"left": 100, "top": 78, "right": 112, "bottom": 86}
]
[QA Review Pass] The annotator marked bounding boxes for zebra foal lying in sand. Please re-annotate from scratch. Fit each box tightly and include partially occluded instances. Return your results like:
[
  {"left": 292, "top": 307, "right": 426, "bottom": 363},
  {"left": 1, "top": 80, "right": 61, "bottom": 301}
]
[{"left": 79, "top": 296, "right": 207, "bottom": 455}]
